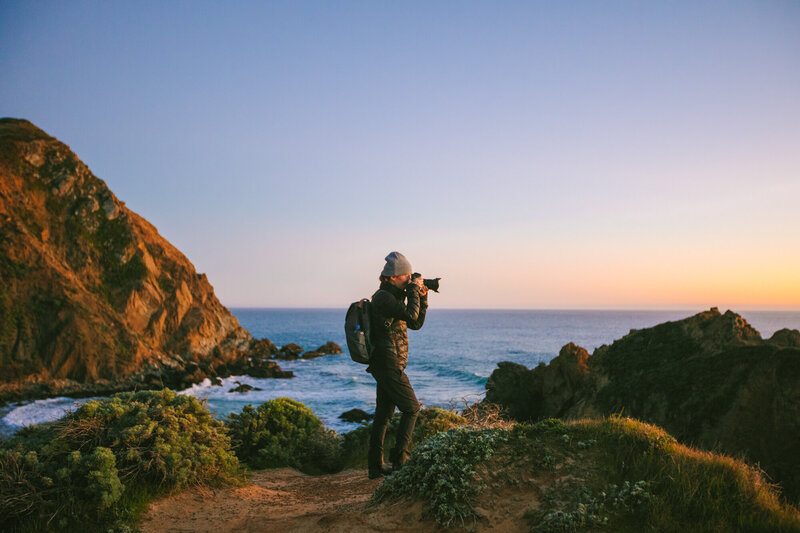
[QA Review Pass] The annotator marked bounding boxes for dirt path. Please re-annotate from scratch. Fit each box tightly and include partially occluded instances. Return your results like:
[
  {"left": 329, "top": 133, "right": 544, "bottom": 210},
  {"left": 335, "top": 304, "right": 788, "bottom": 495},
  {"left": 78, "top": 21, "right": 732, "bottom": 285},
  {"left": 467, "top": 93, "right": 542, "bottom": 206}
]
[{"left": 139, "top": 468, "right": 430, "bottom": 533}]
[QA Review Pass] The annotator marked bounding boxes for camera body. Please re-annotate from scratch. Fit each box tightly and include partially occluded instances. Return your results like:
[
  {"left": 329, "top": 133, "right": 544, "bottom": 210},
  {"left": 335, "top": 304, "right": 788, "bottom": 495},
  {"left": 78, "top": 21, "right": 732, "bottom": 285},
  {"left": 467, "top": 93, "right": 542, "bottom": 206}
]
[{"left": 410, "top": 272, "right": 441, "bottom": 293}]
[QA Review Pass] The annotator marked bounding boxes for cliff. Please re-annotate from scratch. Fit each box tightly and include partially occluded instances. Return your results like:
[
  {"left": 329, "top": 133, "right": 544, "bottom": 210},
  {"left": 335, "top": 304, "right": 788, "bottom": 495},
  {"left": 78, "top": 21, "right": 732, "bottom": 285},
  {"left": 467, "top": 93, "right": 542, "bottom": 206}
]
[
  {"left": 0, "top": 118, "right": 287, "bottom": 400},
  {"left": 484, "top": 308, "right": 800, "bottom": 502}
]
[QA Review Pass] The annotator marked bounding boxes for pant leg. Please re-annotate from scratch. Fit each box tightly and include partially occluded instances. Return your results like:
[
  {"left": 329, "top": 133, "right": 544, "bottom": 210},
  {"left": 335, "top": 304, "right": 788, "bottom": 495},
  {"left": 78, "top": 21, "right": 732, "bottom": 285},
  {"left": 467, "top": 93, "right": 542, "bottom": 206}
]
[
  {"left": 373, "top": 367, "right": 420, "bottom": 466},
  {"left": 368, "top": 379, "right": 395, "bottom": 470}
]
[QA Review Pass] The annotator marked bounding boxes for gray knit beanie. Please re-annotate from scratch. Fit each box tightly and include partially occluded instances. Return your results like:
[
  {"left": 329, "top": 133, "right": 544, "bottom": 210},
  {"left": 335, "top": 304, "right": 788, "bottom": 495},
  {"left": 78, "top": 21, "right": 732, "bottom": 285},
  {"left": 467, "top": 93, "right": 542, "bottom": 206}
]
[{"left": 381, "top": 251, "right": 413, "bottom": 277}]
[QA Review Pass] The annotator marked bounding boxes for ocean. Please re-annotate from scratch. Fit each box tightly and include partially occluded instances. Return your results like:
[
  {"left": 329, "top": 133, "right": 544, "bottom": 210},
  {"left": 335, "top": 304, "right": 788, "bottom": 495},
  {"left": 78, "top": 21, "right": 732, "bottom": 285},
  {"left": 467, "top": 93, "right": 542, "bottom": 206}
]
[{"left": 2, "top": 309, "right": 798, "bottom": 436}]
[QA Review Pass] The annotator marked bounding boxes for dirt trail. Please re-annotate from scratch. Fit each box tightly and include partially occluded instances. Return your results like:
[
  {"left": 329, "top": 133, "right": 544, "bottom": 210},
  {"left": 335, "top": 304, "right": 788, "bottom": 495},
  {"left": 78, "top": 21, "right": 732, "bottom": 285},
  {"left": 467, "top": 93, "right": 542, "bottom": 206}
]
[{"left": 139, "top": 468, "right": 431, "bottom": 533}]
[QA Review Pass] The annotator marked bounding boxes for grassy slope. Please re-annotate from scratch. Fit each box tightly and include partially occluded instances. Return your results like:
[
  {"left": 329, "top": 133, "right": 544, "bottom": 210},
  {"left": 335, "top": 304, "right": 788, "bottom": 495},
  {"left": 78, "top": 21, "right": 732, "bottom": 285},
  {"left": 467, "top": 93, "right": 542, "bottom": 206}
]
[{"left": 374, "top": 417, "right": 800, "bottom": 532}]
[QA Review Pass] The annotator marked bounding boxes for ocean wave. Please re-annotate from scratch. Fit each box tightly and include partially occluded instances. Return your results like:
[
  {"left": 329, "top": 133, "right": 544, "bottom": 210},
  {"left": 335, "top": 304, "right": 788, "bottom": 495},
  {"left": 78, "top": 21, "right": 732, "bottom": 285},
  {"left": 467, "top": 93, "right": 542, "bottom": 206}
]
[
  {"left": 2, "top": 397, "right": 95, "bottom": 428},
  {"left": 411, "top": 361, "right": 488, "bottom": 385}
]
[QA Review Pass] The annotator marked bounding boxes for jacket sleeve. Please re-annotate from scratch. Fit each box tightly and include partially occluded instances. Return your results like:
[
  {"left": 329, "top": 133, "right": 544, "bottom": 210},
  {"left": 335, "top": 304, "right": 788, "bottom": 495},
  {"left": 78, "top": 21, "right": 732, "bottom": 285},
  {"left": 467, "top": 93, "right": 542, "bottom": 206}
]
[
  {"left": 407, "top": 291, "right": 428, "bottom": 330},
  {"left": 373, "top": 285, "right": 423, "bottom": 324}
]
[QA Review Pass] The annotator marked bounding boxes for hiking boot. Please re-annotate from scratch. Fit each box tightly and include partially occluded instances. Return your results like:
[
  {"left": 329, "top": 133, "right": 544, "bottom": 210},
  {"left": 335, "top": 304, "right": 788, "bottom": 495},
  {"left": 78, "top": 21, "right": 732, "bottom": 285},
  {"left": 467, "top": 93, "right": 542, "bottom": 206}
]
[{"left": 368, "top": 463, "right": 393, "bottom": 479}]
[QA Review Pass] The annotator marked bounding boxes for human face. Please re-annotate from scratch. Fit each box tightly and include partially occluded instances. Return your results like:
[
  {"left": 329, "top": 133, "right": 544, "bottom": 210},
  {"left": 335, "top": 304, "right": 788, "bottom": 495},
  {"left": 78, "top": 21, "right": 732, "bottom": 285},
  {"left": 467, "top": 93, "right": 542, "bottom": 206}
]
[{"left": 389, "top": 274, "right": 411, "bottom": 288}]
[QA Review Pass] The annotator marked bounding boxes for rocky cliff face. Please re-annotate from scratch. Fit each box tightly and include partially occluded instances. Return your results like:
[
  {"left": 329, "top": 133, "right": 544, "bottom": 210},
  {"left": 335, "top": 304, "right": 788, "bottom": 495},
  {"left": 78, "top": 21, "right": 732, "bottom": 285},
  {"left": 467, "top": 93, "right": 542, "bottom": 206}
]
[
  {"left": 0, "top": 118, "right": 287, "bottom": 400},
  {"left": 484, "top": 308, "right": 800, "bottom": 502}
]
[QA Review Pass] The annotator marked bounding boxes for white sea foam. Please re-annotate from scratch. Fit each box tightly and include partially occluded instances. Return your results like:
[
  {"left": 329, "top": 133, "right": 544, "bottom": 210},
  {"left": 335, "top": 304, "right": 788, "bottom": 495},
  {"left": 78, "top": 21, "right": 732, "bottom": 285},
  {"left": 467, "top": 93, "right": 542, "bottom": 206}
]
[{"left": 2, "top": 397, "right": 94, "bottom": 428}]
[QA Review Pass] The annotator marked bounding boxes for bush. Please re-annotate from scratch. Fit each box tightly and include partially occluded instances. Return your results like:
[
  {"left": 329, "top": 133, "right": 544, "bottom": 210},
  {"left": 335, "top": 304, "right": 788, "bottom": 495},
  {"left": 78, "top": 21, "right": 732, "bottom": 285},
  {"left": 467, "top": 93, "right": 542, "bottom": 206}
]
[
  {"left": 371, "top": 426, "right": 508, "bottom": 528},
  {"left": 225, "top": 397, "right": 342, "bottom": 474},
  {"left": 340, "top": 407, "right": 466, "bottom": 469},
  {"left": 0, "top": 389, "right": 240, "bottom": 531}
]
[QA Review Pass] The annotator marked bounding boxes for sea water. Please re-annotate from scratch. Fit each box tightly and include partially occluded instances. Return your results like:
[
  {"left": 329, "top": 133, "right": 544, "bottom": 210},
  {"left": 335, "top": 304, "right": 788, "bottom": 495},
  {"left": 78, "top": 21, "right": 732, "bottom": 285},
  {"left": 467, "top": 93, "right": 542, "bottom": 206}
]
[{"left": 2, "top": 309, "right": 798, "bottom": 436}]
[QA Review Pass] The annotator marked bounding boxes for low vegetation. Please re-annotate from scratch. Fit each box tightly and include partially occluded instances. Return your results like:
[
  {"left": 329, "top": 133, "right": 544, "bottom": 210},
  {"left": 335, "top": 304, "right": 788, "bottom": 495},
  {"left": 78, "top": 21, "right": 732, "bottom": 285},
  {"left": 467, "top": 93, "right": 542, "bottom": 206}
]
[
  {"left": 0, "top": 389, "right": 241, "bottom": 532},
  {"left": 371, "top": 416, "right": 800, "bottom": 531},
  {"left": 372, "top": 426, "right": 508, "bottom": 527},
  {"left": 4, "top": 390, "right": 797, "bottom": 532},
  {"left": 339, "top": 406, "right": 467, "bottom": 470},
  {"left": 225, "top": 397, "right": 341, "bottom": 474},
  {"left": 0, "top": 391, "right": 467, "bottom": 531}
]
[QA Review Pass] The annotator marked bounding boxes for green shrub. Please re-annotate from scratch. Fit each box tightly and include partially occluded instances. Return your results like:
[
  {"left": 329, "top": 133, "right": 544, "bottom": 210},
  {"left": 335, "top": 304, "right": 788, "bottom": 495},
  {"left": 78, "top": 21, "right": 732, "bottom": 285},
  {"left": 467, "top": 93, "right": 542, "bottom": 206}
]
[
  {"left": 0, "top": 389, "right": 240, "bottom": 531},
  {"left": 340, "top": 407, "right": 466, "bottom": 469},
  {"left": 371, "top": 426, "right": 508, "bottom": 528},
  {"left": 225, "top": 397, "right": 342, "bottom": 474}
]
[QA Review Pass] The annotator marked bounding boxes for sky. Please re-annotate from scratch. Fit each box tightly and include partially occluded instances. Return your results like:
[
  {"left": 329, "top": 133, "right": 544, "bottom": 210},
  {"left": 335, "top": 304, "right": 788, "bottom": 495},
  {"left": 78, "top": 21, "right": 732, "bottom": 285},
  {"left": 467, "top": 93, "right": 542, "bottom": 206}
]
[{"left": 1, "top": 1, "right": 799, "bottom": 310}]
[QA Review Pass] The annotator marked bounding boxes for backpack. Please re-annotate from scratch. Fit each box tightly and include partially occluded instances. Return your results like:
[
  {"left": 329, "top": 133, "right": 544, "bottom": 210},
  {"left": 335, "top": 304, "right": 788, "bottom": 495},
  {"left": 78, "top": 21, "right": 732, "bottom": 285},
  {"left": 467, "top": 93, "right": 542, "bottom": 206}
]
[{"left": 344, "top": 298, "right": 372, "bottom": 364}]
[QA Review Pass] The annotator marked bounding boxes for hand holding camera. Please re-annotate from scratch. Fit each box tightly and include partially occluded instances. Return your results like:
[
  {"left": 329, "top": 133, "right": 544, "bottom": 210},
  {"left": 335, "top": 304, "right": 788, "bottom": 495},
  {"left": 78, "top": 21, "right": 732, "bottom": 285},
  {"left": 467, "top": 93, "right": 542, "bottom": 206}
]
[{"left": 409, "top": 272, "right": 441, "bottom": 296}]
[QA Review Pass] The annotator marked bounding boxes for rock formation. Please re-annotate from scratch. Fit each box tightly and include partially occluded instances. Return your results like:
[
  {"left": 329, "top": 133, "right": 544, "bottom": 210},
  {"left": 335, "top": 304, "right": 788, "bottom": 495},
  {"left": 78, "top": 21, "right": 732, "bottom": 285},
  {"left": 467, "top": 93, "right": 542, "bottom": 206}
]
[
  {"left": 0, "top": 118, "right": 289, "bottom": 400},
  {"left": 484, "top": 307, "right": 800, "bottom": 502},
  {"left": 316, "top": 341, "right": 342, "bottom": 355},
  {"left": 275, "top": 343, "right": 304, "bottom": 360},
  {"left": 338, "top": 408, "right": 372, "bottom": 424},
  {"left": 229, "top": 381, "right": 263, "bottom": 393}
]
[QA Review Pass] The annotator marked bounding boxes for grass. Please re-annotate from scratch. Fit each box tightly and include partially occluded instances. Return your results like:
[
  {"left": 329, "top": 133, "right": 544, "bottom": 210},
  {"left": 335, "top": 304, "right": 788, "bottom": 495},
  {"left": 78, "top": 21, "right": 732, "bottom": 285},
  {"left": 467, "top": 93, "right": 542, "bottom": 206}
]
[
  {"left": 371, "top": 416, "right": 800, "bottom": 531},
  {"left": 580, "top": 416, "right": 800, "bottom": 532}
]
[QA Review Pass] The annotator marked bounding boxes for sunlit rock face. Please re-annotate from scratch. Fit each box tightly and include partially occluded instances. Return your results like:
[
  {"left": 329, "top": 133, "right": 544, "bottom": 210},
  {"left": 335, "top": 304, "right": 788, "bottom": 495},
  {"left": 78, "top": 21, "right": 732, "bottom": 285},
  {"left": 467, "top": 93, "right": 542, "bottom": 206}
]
[
  {"left": 0, "top": 118, "right": 282, "bottom": 400},
  {"left": 484, "top": 307, "right": 800, "bottom": 502}
]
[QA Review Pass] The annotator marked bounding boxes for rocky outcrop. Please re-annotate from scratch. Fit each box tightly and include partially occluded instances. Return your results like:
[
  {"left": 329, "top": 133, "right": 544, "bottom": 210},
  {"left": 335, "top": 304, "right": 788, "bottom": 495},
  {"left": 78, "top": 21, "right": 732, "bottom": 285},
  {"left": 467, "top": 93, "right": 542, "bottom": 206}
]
[
  {"left": 484, "top": 308, "right": 800, "bottom": 502},
  {"left": 339, "top": 408, "right": 372, "bottom": 424},
  {"left": 0, "top": 118, "right": 289, "bottom": 400},
  {"left": 301, "top": 341, "right": 343, "bottom": 359},
  {"left": 268, "top": 341, "right": 343, "bottom": 361},
  {"left": 316, "top": 341, "right": 342, "bottom": 355},
  {"left": 249, "top": 338, "right": 279, "bottom": 358},
  {"left": 276, "top": 343, "right": 304, "bottom": 360},
  {"left": 486, "top": 343, "right": 591, "bottom": 421},
  {"left": 229, "top": 381, "right": 263, "bottom": 393},
  {"left": 768, "top": 328, "right": 800, "bottom": 348}
]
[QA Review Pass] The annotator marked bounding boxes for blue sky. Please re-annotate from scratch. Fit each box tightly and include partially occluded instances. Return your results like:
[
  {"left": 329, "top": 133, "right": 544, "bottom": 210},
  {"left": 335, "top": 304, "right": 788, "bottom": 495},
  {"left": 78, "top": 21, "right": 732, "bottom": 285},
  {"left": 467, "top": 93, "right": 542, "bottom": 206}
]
[{"left": 2, "top": 1, "right": 799, "bottom": 309}]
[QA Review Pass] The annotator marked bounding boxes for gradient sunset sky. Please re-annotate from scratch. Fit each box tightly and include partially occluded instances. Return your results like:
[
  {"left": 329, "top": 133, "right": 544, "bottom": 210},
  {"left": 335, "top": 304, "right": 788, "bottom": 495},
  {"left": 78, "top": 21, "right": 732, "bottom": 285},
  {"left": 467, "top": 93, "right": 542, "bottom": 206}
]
[{"left": 1, "top": 1, "right": 798, "bottom": 309}]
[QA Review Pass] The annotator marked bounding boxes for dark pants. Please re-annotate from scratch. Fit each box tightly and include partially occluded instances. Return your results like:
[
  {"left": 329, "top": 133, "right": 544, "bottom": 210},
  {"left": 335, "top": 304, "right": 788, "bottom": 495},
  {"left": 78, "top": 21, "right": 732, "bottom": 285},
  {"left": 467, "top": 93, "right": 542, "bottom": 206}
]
[{"left": 368, "top": 366, "right": 420, "bottom": 470}]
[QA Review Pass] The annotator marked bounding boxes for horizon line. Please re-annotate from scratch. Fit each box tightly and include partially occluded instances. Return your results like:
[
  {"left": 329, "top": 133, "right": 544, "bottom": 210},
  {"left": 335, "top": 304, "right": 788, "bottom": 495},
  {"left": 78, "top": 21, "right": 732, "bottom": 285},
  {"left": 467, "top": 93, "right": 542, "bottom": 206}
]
[{"left": 225, "top": 305, "right": 800, "bottom": 313}]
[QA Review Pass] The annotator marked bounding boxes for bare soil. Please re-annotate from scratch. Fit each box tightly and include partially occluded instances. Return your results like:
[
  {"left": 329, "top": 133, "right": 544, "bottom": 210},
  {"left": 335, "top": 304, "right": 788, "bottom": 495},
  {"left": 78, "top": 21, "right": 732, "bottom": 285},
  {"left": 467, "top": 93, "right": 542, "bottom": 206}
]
[
  {"left": 138, "top": 464, "right": 542, "bottom": 532},
  {"left": 140, "top": 468, "right": 429, "bottom": 533}
]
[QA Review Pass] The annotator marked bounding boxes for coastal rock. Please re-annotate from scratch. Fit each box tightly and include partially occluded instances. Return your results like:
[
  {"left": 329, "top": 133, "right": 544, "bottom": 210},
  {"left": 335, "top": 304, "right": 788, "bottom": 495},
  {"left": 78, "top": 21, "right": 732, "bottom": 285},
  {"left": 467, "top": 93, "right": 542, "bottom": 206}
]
[
  {"left": 767, "top": 328, "right": 800, "bottom": 347},
  {"left": 0, "top": 119, "right": 289, "bottom": 401},
  {"left": 249, "top": 337, "right": 279, "bottom": 357},
  {"left": 486, "top": 343, "right": 590, "bottom": 421},
  {"left": 277, "top": 343, "right": 304, "bottom": 360},
  {"left": 229, "top": 382, "right": 263, "bottom": 393},
  {"left": 224, "top": 354, "right": 294, "bottom": 379},
  {"left": 300, "top": 341, "right": 342, "bottom": 359},
  {"left": 316, "top": 341, "right": 342, "bottom": 355},
  {"left": 484, "top": 307, "right": 800, "bottom": 503},
  {"left": 338, "top": 408, "right": 372, "bottom": 423}
]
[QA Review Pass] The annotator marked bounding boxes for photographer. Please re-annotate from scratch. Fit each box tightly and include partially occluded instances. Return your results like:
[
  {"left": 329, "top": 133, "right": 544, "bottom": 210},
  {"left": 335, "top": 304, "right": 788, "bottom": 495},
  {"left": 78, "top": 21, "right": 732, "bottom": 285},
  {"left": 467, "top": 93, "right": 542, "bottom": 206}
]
[{"left": 367, "top": 251, "right": 428, "bottom": 479}]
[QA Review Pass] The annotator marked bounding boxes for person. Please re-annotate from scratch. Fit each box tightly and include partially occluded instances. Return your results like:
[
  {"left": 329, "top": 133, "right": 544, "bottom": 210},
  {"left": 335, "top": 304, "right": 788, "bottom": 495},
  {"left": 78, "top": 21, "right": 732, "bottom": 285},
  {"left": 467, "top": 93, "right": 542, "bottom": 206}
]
[{"left": 367, "top": 251, "right": 428, "bottom": 479}]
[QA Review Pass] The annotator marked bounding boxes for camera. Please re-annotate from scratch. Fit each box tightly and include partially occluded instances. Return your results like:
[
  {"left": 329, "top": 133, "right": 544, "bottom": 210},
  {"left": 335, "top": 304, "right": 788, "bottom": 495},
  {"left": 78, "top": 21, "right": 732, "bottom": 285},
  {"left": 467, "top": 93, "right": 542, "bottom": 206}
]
[{"left": 410, "top": 272, "right": 441, "bottom": 293}]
